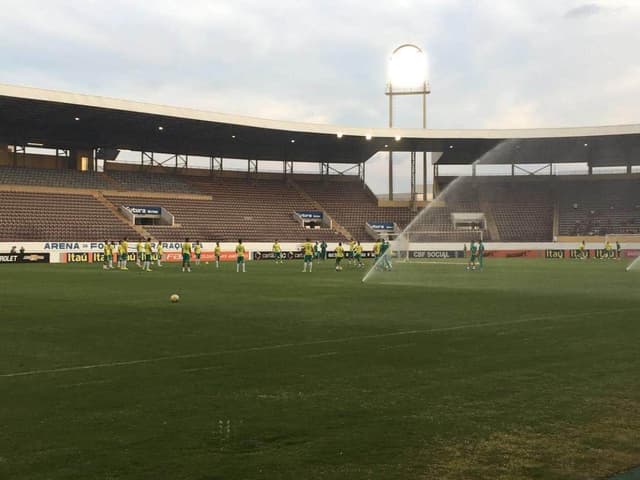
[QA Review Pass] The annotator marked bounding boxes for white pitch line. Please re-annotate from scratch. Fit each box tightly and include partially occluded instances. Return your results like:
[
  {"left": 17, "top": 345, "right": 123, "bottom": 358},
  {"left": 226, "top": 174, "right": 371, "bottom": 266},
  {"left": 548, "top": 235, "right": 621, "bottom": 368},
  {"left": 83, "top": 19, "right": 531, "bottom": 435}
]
[
  {"left": 1, "top": 307, "right": 638, "bottom": 379},
  {"left": 304, "top": 351, "right": 339, "bottom": 359}
]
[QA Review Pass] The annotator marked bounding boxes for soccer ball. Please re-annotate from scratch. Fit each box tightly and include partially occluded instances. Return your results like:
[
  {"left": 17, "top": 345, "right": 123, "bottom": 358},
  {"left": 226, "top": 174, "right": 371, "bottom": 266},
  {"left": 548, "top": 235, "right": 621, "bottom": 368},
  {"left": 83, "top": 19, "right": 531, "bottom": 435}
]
[
  {"left": 335, "top": 266, "right": 342, "bottom": 271},
  {"left": 170, "top": 294, "right": 180, "bottom": 303}
]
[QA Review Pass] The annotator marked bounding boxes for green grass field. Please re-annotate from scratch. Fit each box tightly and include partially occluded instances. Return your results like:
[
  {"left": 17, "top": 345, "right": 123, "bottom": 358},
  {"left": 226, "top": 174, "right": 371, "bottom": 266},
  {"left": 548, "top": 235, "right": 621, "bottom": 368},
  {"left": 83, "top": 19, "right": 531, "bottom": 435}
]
[{"left": 1, "top": 258, "right": 640, "bottom": 479}]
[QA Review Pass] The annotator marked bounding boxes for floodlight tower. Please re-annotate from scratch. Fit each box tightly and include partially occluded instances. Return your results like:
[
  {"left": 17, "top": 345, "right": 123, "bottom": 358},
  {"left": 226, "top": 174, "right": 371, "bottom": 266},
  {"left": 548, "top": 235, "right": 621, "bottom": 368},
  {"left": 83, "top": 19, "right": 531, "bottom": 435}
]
[{"left": 385, "top": 44, "right": 430, "bottom": 203}]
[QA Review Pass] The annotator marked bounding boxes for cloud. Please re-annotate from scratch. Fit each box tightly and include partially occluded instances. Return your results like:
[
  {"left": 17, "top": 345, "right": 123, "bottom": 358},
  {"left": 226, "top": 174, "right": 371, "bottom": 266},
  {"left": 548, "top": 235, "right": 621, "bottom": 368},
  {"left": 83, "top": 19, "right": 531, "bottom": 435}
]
[
  {"left": 1, "top": 0, "right": 640, "bottom": 194},
  {"left": 564, "top": 3, "right": 603, "bottom": 19}
]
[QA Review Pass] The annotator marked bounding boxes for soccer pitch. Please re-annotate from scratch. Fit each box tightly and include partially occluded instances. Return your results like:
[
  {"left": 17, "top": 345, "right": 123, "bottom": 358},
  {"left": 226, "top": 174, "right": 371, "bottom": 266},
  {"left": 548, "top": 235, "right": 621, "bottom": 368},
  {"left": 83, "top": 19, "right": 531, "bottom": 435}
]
[{"left": 1, "top": 258, "right": 640, "bottom": 479}]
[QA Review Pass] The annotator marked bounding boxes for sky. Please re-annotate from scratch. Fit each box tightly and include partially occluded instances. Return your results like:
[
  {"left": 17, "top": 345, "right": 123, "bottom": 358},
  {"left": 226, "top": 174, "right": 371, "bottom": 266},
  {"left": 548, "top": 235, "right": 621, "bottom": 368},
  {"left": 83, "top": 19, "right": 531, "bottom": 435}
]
[{"left": 1, "top": 0, "right": 639, "bottom": 193}]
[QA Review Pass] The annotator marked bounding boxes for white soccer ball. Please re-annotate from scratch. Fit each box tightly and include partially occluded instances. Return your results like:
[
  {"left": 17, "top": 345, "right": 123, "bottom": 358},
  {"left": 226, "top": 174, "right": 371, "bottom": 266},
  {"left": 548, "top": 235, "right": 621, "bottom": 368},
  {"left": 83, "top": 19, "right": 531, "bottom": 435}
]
[{"left": 170, "top": 294, "right": 180, "bottom": 303}]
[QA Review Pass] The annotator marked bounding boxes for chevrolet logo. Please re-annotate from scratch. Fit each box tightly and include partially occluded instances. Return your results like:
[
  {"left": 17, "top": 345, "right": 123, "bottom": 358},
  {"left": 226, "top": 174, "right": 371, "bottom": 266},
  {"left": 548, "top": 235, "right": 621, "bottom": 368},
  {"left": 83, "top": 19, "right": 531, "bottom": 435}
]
[{"left": 23, "top": 254, "right": 45, "bottom": 262}]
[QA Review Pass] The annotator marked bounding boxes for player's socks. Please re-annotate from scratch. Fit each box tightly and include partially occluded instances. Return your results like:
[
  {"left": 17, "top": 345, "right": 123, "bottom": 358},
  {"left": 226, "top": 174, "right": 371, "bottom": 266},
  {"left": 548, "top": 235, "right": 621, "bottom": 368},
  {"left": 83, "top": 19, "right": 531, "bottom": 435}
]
[{"left": 242, "top": 264, "right": 245, "bottom": 273}]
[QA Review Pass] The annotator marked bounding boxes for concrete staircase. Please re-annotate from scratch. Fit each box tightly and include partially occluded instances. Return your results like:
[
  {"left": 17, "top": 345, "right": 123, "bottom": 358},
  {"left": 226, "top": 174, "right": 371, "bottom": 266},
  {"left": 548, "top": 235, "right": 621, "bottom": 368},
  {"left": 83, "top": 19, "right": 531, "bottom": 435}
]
[
  {"left": 479, "top": 199, "right": 500, "bottom": 241},
  {"left": 288, "top": 179, "right": 353, "bottom": 240},
  {"left": 93, "top": 191, "right": 151, "bottom": 239}
]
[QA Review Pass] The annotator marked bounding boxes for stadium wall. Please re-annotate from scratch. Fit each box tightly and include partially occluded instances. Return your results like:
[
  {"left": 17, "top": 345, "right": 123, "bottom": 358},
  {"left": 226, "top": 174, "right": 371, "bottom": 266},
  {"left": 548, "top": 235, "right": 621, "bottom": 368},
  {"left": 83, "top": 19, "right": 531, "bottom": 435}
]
[{"left": 2, "top": 241, "right": 640, "bottom": 264}]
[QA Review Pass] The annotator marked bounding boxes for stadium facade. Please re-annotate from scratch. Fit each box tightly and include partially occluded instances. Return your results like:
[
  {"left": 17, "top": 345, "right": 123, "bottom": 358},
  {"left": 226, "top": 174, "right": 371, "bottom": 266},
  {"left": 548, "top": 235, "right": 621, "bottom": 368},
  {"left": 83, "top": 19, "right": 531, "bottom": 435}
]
[{"left": 1, "top": 84, "right": 640, "bottom": 262}]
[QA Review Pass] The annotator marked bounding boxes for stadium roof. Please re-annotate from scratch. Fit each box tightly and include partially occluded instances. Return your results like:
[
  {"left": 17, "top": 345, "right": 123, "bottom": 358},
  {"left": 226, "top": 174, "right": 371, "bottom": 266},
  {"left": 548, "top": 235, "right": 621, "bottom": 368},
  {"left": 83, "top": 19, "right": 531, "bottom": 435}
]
[{"left": 2, "top": 83, "right": 640, "bottom": 166}]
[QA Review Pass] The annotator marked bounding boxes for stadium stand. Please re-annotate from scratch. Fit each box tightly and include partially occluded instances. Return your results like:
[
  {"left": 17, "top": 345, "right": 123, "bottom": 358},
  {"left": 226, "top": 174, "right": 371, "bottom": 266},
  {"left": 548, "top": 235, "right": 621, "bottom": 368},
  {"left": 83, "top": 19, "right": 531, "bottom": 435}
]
[
  {"left": 482, "top": 181, "right": 554, "bottom": 242},
  {"left": 558, "top": 179, "right": 640, "bottom": 236},
  {"left": 2, "top": 164, "right": 639, "bottom": 243},
  {"left": 105, "top": 170, "right": 198, "bottom": 194},
  {"left": 295, "top": 178, "right": 414, "bottom": 240},
  {"left": 0, "top": 165, "right": 111, "bottom": 190},
  {"left": 0, "top": 191, "right": 138, "bottom": 241},
  {"left": 105, "top": 175, "right": 345, "bottom": 241}
]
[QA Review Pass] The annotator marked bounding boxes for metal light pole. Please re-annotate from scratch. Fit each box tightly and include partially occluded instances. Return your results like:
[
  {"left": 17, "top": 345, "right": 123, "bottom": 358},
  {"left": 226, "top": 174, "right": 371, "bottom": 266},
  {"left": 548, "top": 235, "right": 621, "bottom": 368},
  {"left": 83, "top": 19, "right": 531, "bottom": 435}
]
[{"left": 385, "top": 44, "right": 430, "bottom": 205}]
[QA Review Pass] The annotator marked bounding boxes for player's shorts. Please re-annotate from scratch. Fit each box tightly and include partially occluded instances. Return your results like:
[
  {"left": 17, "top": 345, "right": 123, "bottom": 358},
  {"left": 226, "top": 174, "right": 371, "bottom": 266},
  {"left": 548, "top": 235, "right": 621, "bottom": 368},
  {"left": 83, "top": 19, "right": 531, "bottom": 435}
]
[
  {"left": 237, "top": 256, "right": 244, "bottom": 264},
  {"left": 470, "top": 254, "right": 476, "bottom": 262},
  {"left": 145, "top": 254, "right": 152, "bottom": 261},
  {"left": 182, "top": 253, "right": 191, "bottom": 263},
  {"left": 355, "top": 254, "right": 362, "bottom": 261},
  {"left": 304, "top": 254, "right": 312, "bottom": 262},
  {"left": 336, "top": 257, "right": 343, "bottom": 264},
  {"left": 120, "top": 254, "right": 127, "bottom": 261},
  {"left": 196, "top": 253, "right": 201, "bottom": 259},
  {"left": 215, "top": 254, "right": 220, "bottom": 261},
  {"left": 274, "top": 252, "right": 281, "bottom": 259}
]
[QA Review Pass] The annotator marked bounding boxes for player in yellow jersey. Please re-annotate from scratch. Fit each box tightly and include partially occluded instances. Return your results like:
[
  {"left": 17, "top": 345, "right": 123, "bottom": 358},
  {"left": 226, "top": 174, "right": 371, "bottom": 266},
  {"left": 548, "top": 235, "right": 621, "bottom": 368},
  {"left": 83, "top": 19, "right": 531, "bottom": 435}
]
[
  {"left": 354, "top": 241, "right": 364, "bottom": 268},
  {"left": 335, "top": 242, "right": 345, "bottom": 270},
  {"left": 349, "top": 239, "right": 356, "bottom": 265},
  {"left": 604, "top": 240, "right": 613, "bottom": 260},
  {"left": 194, "top": 240, "right": 202, "bottom": 266},
  {"left": 373, "top": 239, "right": 381, "bottom": 263},
  {"left": 156, "top": 241, "right": 164, "bottom": 267},
  {"left": 120, "top": 237, "right": 129, "bottom": 270},
  {"left": 302, "top": 239, "right": 314, "bottom": 272},
  {"left": 182, "top": 238, "right": 192, "bottom": 273},
  {"left": 136, "top": 239, "right": 144, "bottom": 268},
  {"left": 143, "top": 237, "right": 153, "bottom": 271},
  {"left": 110, "top": 241, "right": 117, "bottom": 268},
  {"left": 103, "top": 240, "right": 112, "bottom": 270},
  {"left": 214, "top": 241, "right": 221, "bottom": 269},
  {"left": 236, "top": 239, "right": 246, "bottom": 273},
  {"left": 273, "top": 240, "right": 283, "bottom": 264},
  {"left": 116, "top": 240, "right": 123, "bottom": 270}
]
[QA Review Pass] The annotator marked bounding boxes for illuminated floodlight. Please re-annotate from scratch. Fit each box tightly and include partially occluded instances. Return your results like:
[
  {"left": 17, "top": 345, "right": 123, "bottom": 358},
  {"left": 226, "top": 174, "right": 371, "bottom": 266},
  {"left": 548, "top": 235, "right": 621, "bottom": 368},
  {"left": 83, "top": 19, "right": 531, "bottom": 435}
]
[
  {"left": 388, "top": 44, "right": 428, "bottom": 91},
  {"left": 290, "top": 139, "right": 295, "bottom": 143},
  {"left": 365, "top": 134, "right": 373, "bottom": 140},
  {"left": 395, "top": 135, "right": 402, "bottom": 141},
  {"left": 337, "top": 132, "right": 344, "bottom": 139},
  {"left": 158, "top": 126, "right": 164, "bottom": 131},
  {"left": 74, "top": 117, "right": 80, "bottom": 121}
]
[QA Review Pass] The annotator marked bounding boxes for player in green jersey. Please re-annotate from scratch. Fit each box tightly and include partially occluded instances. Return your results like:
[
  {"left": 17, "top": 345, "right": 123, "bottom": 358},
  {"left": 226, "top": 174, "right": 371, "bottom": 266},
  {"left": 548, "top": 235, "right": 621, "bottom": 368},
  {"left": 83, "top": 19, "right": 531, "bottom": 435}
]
[
  {"left": 236, "top": 239, "right": 246, "bottom": 273},
  {"left": 182, "top": 238, "right": 192, "bottom": 273},
  {"left": 302, "top": 239, "right": 314, "bottom": 272},
  {"left": 467, "top": 241, "right": 478, "bottom": 270},
  {"left": 477, "top": 239, "right": 485, "bottom": 270},
  {"left": 380, "top": 239, "right": 392, "bottom": 270}
]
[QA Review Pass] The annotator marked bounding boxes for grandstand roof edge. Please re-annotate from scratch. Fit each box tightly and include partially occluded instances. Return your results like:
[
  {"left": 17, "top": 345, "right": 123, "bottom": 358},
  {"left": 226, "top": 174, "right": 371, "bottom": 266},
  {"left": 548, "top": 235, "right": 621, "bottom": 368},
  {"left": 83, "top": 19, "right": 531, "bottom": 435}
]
[{"left": 3, "top": 83, "right": 640, "bottom": 140}]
